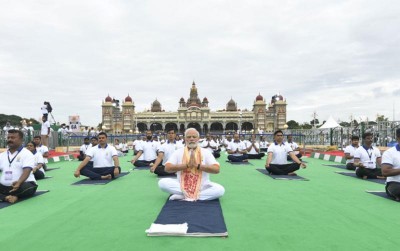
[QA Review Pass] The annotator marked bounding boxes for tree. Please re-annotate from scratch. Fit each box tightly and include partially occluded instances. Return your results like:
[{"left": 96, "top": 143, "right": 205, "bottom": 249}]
[
  {"left": 340, "top": 121, "right": 351, "bottom": 127},
  {"left": 310, "top": 119, "right": 319, "bottom": 126},
  {"left": 0, "top": 114, "right": 40, "bottom": 128},
  {"left": 301, "top": 123, "right": 312, "bottom": 129},
  {"left": 376, "top": 114, "right": 389, "bottom": 122},
  {"left": 286, "top": 120, "right": 300, "bottom": 129}
]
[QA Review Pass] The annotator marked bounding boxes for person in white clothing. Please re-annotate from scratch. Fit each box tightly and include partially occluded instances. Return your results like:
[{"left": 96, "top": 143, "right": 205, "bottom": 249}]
[
  {"left": 131, "top": 131, "right": 158, "bottom": 167},
  {"left": 151, "top": 129, "right": 183, "bottom": 176},
  {"left": 226, "top": 133, "right": 248, "bottom": 162},
  {"left": 354, "top": 132, "right": 383, "bottom": 179},
  {"left": 382, "top": 128, "right": 400, "bottom": 201},
  {"left": 158, "top": 128, "right": 225, "bottom": 201},
  {"left": 33, "top": 136, "right": 49, "bottom": 171},
  {"left": 259, "top": 136, "right": 269, "bottom": 152},
  {"left": 26, "top": 141, "right": 46, "bottom": 180},
  {"left": 78, "top": 137, "right": 92, "bottom": 161},
  {"left": 120, "top": 138, "right": 129, "bottom": 154},
  {"left": 74, "top": 132, "right": 120, "bottom": 180},
  {"left": 344, "top": 135, "right": 359, "bottom": 170},
  {"left": 265, "top": 130, "right": 306, "bottom": 175},
  {"left": 201, "top": 133, "right": 220, "bottom": 158},
  {"left": 40, "top": 116, "right": 51, "bottom": 147},
  {"left": 0, "top": 130, "right": 38, "bottom": 203},
  {"left": 286, "top": 135, "right": 302, "bottom": 161},
  {"left": 246, "top": 134, "right": 265, "bottom": 159}
]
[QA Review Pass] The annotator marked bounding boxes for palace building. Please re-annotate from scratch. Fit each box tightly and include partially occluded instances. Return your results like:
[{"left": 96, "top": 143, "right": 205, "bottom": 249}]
[{"left": 101, "top": 82, "right": 287, "bottom": 134}]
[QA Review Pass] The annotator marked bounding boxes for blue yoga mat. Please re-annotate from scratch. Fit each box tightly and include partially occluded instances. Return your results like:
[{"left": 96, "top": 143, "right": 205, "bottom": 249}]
[
  {"left": 335, "top": 172, "right": 385, "bottom": 184},
  {"left": 256, "top": 168, "right": 308, "bottom": 181},
  {"left": 150, "top": 199, "right": 228, "bottom": 237},
  {"left": 72, "top": 172, "right": 130, "bottom": 185},
  {"left": 366, "top": 191, "right": 398, "bottom": 201},
  {"left": 226, "top": 161, "right": 253, "bottom": 165},
  {"left": 0, "top": 190, "right": 49, "bottom": 209}
]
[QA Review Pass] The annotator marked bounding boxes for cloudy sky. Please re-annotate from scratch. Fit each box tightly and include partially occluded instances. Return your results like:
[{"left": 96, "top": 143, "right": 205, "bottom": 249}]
[{"left": 1, "top": 0, "right": 399, "bottom": 126}]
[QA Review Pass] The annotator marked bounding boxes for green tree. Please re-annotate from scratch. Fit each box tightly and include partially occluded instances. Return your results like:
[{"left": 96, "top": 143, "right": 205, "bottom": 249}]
[{"left": 286, "top": 120, "right": 300, "bottom": 129}]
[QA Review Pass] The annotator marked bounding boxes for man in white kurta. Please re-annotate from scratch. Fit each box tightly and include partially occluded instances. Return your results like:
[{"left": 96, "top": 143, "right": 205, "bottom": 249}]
[{"left": 158, "top": 128, "right": 225, "bottom": 201}]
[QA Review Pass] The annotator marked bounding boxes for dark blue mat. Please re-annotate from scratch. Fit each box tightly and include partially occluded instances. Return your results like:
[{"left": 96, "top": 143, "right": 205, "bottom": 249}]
[
  {"left": 256, "top": 168, "right": 308, "bottom": 180},
  {"left": 226, "top": 161, "right": 253, "bottom": 166},
  {"left": 366, "top": 191, "right": 398, "bottom": 201},
  {"left": 152, "top": 199, "right": 228, "bottom": 236},
  {"left": 336, "top": 172, "right": 386, "bottom": 184},
  {"left": 323, "top": 164, "right": 346, "bottom": 169},
  {"left": 0, "top": 190, "right": 49, "bottom": 209},
  {"left": 72, "top": 172, "right": 130, "bottom": 185}
]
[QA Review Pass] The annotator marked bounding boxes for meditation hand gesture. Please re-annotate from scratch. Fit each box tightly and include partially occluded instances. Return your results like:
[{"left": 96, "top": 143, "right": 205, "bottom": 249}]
[
  {"left": 188, "top": 150, "right": 197, "bottom": 169},
  {"left": 300, "top": 162, "right": 307, "bottom": 168}
]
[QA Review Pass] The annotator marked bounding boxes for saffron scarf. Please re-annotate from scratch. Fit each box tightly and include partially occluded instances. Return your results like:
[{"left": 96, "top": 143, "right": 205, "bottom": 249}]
[{"left": 180, "top": 147, "right": 203, "bottom": 200}]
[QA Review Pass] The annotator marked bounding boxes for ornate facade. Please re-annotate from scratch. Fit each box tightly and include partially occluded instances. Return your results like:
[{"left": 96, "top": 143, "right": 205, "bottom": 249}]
[{"left": 101, "top": 82, "right": 287, "bottom": 134}]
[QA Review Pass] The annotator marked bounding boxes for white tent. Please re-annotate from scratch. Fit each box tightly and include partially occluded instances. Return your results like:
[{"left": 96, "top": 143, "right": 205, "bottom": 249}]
[{"left": 319, "top": 116, "right": 341, "bottom": 129}]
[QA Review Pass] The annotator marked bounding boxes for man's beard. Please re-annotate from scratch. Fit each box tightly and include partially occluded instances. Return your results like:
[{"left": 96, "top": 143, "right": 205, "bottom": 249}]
[{"left": 187, "top": 142, "right": 198, "bottom": 149}]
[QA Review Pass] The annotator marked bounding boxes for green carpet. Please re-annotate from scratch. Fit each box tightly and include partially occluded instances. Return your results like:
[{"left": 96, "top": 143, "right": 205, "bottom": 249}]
[{"left": 0, "top": 152, "right": 399, "bottom": 251}]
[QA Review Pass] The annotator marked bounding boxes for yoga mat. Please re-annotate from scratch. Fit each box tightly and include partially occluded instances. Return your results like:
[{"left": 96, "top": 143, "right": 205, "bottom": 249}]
[
  {"left": 147, "top": 199, "right": 228, "bottom": 237},
  {"left": 0, "top": 190, "right": 49, "bottom": 209},
  {"left": 335, "top": 172, "right": 386, "bottom": 184},
  {"left": 71, "top": 172, "right": 130, "bottom": 185},
  {"left": 226, "top": 161, "right": 253, "bottom": 166},
  {"left": 46, "top": 167, "right": 60, "bottom": 171},
  {"left": 133, "top": 166, "right": 151, "bottom": 170},
  {"left": 256, "top": 169, "right": 309, "bottom": 181},
  {"left": 366, "top": 191, "right": 397, "bottom": 201},
  {"left": 323, "top": 164, "right": 346, "bottom": 169}
]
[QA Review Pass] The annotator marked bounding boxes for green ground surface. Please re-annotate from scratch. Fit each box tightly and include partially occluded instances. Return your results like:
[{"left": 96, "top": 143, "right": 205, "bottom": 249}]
[{"left": 0, "top": 152, "right": 399, "bottom": 251}]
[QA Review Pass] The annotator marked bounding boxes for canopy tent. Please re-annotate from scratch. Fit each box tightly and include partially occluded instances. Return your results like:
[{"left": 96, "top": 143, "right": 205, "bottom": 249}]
[{"left": 319, "top": 116, "right": 342, "bottom": 129}]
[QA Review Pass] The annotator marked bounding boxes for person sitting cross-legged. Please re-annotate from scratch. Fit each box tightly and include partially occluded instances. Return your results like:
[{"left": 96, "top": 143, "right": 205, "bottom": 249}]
[
  {"left": 226, "top": 133, "right": 248, "bottom": 162},
  {"left": 265, "top": 130, "right": 306, "bottom": 176},
  {"left": 74, "top": 132, "right": 120, "bottom": 180},
  {"left": 158, "top": 128, "right": 225, "bottom": 201}
]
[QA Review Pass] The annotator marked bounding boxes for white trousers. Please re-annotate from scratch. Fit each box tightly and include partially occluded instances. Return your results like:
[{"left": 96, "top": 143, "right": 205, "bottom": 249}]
[{"left": 158, "top": 178, "right": 225, "bottom": 200}]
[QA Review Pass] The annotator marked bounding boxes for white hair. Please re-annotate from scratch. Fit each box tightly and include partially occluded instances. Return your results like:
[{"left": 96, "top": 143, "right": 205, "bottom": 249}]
[{"left": 184, "top": 128, "right": 200, "bottom": 138}]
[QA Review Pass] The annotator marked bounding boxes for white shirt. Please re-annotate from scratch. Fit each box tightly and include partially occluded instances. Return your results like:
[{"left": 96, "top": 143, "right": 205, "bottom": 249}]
[
  {"left": 80, "top": 144, "right": 92, "bottom": 154},
  {"left": 120, "top": 143, "right": 128, "bottom": 152},
  {"left": 287, "top": 141, "right": 299, "bottom": 154},
  {"left": 354, "top": 146, "right": 381, "bottom": 169},
  {"left": 36, "top": 145, "right": 49, "bottom": 164},
  {"left": 137, "top": 141, "right": 158, "bottom": 161},
  {"left": 41, "top": 105, "right": 48, "bottom": 114},
  {"left": 227, "top": 141, "right": 247, "bottom": 156},
  {"left": 41, "top": 121, "right": 51, "bottom": 136},
  {"left": 344, "top": 145, "right": 359, "bottom": 164},
  {"left": 200, "top": 140, "right": 218, "bottom": 153},
  {"left": 259, "top": 141, "right": 269, "bottom": 148},
  {"left": 166, "top": 147, "right": 219, "bottom": 187},
  {"left": 33, "top": 151, "right": 45, "bottom": 175},
  {"left": 158, "top": 140, "right": 184, "bottom": 165},
  {"left": 86, "top": 144, "right": 118, "bottom": 168},
  {"left": 247, "top": 141, "right": 260, "bottom": 154},
  {"left": 382, "top": 145, "right": 400, "bottom": 183},
  {"left": 0, "top": 147, "right": 36, "bottom": 186},
  {"left": 267, "top": 142, "right": 293, "bottom": 164}
]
